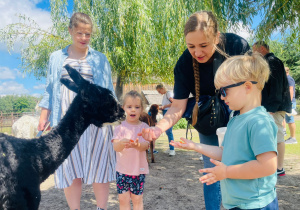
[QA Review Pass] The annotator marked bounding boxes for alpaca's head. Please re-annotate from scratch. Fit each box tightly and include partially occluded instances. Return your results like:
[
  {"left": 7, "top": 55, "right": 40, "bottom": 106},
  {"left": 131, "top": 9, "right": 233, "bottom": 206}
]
[{"left": 61, "top": 64, "right": 125, "bottom": 127}]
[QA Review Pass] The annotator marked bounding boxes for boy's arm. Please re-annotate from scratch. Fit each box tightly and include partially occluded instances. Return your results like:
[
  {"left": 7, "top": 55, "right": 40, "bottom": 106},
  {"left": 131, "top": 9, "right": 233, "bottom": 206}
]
[
  {"left": 193, "top": 143, "right": 223, "bottom": 161},
  {"left": 171, "top": 137, "right": 223, "bottom": 161},
  {"left": 226, "top": 151, "right": 277, "bottom": 179},
  {"left": 199, "top": 151, "right": 277, "bottom": 185}
]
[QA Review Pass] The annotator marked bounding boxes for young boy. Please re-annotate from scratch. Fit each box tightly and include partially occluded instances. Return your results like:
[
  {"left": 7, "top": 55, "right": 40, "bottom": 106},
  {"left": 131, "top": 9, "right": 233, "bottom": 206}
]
[{"left": 171, "top": 53, "right": 279, "bottom": 209}]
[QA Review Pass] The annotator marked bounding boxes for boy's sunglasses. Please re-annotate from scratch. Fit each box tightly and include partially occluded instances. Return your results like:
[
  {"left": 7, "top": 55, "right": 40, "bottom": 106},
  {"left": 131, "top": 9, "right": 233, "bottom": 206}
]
[{"left": 219, "top": 81, "right": 258, "bottom": 97}]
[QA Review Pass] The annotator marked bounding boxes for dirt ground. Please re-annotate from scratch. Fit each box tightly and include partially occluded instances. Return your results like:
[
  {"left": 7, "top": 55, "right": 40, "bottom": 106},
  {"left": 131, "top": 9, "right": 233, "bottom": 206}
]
[{"left": 40, "top": 129, "right": 300, "bottom": 210}]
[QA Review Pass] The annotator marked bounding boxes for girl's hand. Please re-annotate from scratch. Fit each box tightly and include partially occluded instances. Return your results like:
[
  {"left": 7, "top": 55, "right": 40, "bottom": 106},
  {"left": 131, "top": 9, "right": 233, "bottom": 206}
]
[
  {"left": 120, "top": 138, "right": 131, "bottom": 148},
  {"left": 127, "top": 138, "right": 140, "bottom": 148},
  {"left": 138, "top": 127, "right": 162, "bottom": 142},
  {"left": 199, "top": 159, "right": 227, "bottom": 185},
  {"left": 170, "top": 137, "right": 196, "bottom": 151}
]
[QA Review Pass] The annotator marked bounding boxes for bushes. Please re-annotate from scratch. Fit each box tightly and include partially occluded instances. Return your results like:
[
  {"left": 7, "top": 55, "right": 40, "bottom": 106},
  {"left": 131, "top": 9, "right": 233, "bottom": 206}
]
[
  {"left": 173, "top": 118, "right": 189, "bottom": 130},
  {"left": 0, "top": 95, "right": 41, "bottom": 113}
]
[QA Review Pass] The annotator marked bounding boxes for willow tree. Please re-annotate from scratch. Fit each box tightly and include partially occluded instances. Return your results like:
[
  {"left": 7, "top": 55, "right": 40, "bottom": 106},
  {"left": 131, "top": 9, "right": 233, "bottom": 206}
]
[
  {"left": 255, "top": 0, "right": 300, "bottom": 43},
  {"left": 1, "top": 0, "right": 298, "bottom": 98}
]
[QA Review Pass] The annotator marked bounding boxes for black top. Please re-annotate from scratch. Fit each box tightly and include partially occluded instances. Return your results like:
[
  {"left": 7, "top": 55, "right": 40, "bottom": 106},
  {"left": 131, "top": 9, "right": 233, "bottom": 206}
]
[
  {"left": 173, "top": 33, "right": 250, "bottom": 99},
  {"left": 262, "top": 53, "right": 292, "bottom": 113}
]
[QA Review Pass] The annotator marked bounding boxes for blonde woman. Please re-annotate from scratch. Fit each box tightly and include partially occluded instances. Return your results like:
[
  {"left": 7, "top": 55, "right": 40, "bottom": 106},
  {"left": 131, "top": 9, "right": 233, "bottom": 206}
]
[{"left": 38, "top": 12, "right": 115, "bottom": 210}]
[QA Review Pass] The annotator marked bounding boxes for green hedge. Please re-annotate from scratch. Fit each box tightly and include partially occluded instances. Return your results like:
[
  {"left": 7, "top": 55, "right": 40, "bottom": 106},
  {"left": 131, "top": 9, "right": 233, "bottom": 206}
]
[{"left": 173, "top": 118, "right": 189, "bottom": 130}]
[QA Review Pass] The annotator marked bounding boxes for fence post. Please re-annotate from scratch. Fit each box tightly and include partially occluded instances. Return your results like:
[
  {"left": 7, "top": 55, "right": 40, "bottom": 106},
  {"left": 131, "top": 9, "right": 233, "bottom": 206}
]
[
  {"left": 11, "top": 112, "right": 14, "bottom": 128},
  {"left": 0, "top": 111, "right": 2, "bottom": 132}
]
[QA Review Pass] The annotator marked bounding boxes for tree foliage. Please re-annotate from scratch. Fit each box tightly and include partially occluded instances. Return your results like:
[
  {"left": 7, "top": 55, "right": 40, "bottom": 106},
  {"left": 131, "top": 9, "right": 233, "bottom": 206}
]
[
  {"left": 0, "top": 0, "right": 299, "bottom": 98},
  {"left": 0, "top": 95, "right": 40, "bottom": 113},
  {"left": 255, "top": 0, "right": 300, "bottom": 44},
  {"left": 269, "top": 37, "right": 300, "bottom": 99}
]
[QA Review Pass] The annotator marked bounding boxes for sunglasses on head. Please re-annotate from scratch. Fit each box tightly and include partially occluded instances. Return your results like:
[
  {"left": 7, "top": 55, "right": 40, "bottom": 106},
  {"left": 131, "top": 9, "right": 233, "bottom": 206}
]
[{"left": 219, "top": 81, "right": 258, "bottom": 97}]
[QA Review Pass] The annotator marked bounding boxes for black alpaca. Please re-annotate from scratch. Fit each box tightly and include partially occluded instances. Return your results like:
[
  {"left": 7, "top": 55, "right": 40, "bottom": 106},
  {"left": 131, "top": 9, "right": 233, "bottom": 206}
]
[{"left": 0, "top": 65, "right": 125, "bottom": 210}]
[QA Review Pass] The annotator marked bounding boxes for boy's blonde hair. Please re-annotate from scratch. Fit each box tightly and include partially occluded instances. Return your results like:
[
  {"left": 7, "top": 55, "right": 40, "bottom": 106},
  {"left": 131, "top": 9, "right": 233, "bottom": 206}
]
[
  {"left": 214, "top": 53, "right": 270, "bottom": 91},
  {"left": 122, "top": 90, "right": 145, "bottom": 111}
]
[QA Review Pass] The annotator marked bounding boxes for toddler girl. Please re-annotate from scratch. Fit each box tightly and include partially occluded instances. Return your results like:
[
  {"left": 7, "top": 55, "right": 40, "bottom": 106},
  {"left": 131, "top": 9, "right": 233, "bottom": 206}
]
[{"left": 112, "top": 90, "right": 150, "bottom": 210}]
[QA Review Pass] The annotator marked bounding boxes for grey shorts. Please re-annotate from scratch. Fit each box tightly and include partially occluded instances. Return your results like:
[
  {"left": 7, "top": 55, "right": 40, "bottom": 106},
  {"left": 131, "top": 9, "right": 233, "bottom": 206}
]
[{"left": 271, "top": 111, "right": 286, "bottom": 143}]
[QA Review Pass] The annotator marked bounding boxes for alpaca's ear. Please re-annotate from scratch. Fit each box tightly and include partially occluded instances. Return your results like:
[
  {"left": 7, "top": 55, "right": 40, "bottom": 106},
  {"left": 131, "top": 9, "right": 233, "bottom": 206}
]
[
  {"left": 64, "top": 64, "right": 88, "bottom": 87},
  {"left": 60, "top": 78, "right": 79, "bottom": 93}
]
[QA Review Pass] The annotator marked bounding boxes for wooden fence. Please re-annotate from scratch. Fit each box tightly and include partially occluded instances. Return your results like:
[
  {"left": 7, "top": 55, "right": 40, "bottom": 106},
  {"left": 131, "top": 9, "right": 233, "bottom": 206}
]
[
  {"left": 0, "top": 111, "right": 36, "bottom": 133},
  {"left": 0, "top": 83, "right": 173, "bottom": 133},
  {"left": 118, "top": 83, "right": 173, "bottom": 94}
]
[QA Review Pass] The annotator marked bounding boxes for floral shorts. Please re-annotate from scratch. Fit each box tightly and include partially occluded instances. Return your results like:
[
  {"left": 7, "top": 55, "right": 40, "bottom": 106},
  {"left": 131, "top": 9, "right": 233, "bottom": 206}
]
[{"left": 116, "top": 171, "right": 146, "bottom": 195}]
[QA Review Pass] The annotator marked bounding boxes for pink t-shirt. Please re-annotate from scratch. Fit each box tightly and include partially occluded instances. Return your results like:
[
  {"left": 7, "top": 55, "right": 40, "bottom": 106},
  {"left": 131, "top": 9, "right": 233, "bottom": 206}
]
[{"left": 112, "top": 121, "right": 149, "bottom": 176}]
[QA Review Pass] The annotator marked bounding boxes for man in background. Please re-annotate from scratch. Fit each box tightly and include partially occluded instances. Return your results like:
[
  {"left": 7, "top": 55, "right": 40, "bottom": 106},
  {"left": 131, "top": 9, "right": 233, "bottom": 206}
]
[
  {"left": 284, "top": 67, "right": 297, "bottom": 144},
  {"left": 253, "top": 41, "right": 292, "bottom": 176}
]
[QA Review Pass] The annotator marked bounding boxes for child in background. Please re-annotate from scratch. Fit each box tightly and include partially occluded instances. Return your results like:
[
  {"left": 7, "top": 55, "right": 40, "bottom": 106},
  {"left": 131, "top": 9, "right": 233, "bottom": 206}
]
[
  {"left": 171, "top": 53, "right": 279, "bottom": 209},
  {"left": 156, "top": 84, "right": 175, "bottom": 156},
  {"left": 112, "top": 90, "right": 150, "bottom": 210}
]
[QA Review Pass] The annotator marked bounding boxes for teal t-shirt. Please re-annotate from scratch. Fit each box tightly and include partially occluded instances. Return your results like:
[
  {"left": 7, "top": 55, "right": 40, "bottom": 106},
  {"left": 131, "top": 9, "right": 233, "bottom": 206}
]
[{"left": 221, "top": 106, "right": 278, "bottom": 209}]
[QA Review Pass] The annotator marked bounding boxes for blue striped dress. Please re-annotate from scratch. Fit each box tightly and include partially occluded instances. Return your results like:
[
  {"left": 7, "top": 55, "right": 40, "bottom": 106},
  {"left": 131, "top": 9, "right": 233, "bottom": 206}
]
[{"left": 54, "top": 58, "right": 116, "bottom": 188}]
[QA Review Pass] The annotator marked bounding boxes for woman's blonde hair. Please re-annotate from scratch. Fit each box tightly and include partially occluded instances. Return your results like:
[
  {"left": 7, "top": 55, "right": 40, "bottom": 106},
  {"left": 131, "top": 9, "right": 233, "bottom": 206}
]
[
  {"left": 69, "top": 12, "right": 93, "bottom": 30},
  {"left": 214, "top": 52, "right": 270, "bottom": 91},
  {"left": 122, "top": 90, "right": 145, "bottom": 111},
  {"left": 184, "top": 11, "right": 228, "bottom": 126}
]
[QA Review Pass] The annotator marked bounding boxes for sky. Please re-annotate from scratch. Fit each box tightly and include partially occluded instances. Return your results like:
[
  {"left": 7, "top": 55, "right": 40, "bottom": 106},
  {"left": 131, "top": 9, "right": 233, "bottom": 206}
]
[
  {"left": 0, "top": 0, "right": 71, "bottom": 97},
  {"left": 0, "top": 0, "right": 268, "bottom": 97}
]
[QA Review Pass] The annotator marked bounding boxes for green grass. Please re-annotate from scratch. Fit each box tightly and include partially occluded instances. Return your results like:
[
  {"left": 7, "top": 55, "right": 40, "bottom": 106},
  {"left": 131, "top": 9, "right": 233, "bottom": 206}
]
[
  {"left": 284, "top": 120, "right": 300, "bottom": 156},
  {"left": 0, "top": 127, "right": 12, "bottom": 135}
]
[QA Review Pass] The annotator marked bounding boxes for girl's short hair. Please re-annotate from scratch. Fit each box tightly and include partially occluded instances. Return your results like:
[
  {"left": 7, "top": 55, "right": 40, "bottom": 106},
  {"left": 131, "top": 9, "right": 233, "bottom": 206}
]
[
  {"left": 156, "top": 84, "right": 165, "bottom": 90},
  {"left": 214, "top": 52, "right": 270, "bottom": 90},
  {"left": 69, "top": 12, "right": 93, "bottom": 30},
  {"left": 122, "top": 90, "right": 145, "bottom": 111}
]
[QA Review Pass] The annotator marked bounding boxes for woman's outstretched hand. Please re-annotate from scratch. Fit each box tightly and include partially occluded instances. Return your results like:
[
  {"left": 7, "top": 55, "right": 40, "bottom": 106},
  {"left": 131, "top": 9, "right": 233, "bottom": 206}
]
[
  {"left": 170, "top": 137, "right": 196, "bottom": 151},
  {"left": 138, "top": 127, "right": 162, "bottom": 142}
]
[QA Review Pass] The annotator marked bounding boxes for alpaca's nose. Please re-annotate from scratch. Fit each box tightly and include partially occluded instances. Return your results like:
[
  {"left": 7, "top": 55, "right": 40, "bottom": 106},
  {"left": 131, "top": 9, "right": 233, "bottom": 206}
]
[{"left": 118, "top": 106, "right": 125, "bottom": 119}]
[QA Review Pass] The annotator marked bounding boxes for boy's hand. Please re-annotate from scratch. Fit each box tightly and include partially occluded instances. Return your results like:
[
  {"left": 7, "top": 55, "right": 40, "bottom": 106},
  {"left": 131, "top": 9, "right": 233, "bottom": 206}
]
[
  {"left": 170, "top": 137, "right": 196, "bottom": 151},
  {"left": 199, "top": 159, "right": 227, "bottom": 185}
]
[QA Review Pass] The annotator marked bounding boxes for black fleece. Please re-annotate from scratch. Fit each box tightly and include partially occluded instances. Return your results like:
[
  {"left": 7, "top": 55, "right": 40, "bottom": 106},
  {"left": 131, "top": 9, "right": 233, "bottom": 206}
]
[{"left": 262, "top": 53, "right": 292, "bottom": 113}]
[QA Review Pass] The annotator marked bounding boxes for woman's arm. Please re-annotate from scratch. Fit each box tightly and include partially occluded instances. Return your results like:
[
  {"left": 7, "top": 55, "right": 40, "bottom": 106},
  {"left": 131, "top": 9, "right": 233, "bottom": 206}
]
[
  {"left": 139, "top": 98, "right": 187, "bottom": 141},
  {"left": 157, "top": 98, "right": 187, "bottom": 131},
  {"left": 38, "top": 108, "right": 51, "bottom": 131}
]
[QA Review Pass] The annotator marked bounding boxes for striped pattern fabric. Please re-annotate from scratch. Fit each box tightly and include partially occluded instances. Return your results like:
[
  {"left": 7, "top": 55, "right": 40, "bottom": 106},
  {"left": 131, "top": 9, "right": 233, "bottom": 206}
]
[{"left": 54, "top": 58, "right": 116, "bottom": 188}]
